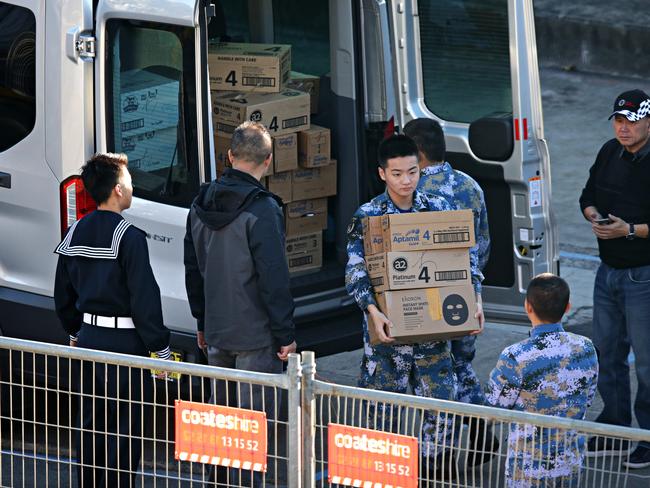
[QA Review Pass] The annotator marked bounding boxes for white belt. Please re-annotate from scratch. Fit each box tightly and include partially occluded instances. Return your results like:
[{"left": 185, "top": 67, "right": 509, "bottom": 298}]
[{"left": 83, "top": 313, "right": 135, "bottom": 329}]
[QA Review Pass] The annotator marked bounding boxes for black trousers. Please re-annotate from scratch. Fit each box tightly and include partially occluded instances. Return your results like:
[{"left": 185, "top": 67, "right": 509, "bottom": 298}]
[{"left": 75, "top": 324, "right": 151, "bottom": 487}]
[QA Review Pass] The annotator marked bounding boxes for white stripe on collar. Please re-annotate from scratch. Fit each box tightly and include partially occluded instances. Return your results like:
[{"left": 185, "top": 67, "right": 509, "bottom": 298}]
[{"left": 55, "top": 219, "right": 132, "bottom": 259}]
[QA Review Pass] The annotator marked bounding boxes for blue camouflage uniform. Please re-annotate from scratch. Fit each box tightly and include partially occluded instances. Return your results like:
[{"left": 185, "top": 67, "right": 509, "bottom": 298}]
[
  {"left": 485, "top": 323, "right": 599, "bottom": 488},
  {"left": 419, "top": 162, "right": 490, "bottom": 405},
  {"left": 345, "top": 189, "right": 483, "bottom": 456}
]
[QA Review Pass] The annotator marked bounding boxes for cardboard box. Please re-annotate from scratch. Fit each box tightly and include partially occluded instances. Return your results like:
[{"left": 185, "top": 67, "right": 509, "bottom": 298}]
[
  {"left": 119, "top": 70, "right": 179, "bottom": 137},
  {"left": 292, "top": 160, "right": 337, "bottom": 201},
  {"left": 298, "top": 125, "right": 331, "bottom": 168},
  {"left": 267, "top": 172, "right": 292, "bottom": 203},
  {"left": 122, "top": 127, "right": 178, "bottom": 173},
  {"left": 287, "top": 71, "right": 320, "bottom": 113},
  {"left": 362, "top": 217, "right": 384, "bottom": 256},
  {"left": 286, "top": 232, "right": 322, "bottom": 274},
  {"left": 363, "top": 210, "right": 475, "bottom": 253},
  {"left": 366, "top": 249, "right": 471, "bottom": 292},
  {"left": 368, "top": 284, "right": 479, "bottom": 345},
  {"left": 212, "top": 89, "right": 310, "bottom": 137},
  {"left": 285, "top": 198, "right": 327, "bottom": 236},
  {"left": 273, "top": 133, "right": 298, "bottom": 172},
  {"left": 208, "top": 42, "right": 291, "bottom": 93},
  {"left": 214, "top": 132, "right": 272, "bottom": 177}
]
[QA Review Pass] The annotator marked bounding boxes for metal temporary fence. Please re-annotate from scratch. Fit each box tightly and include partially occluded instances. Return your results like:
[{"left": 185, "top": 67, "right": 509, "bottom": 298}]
[{"left": 0, "top": 337, "right": 649, "bottom": 488}]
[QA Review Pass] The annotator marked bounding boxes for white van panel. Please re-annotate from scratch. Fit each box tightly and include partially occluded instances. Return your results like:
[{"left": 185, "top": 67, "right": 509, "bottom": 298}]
[{"left": 97, "top": 0, "right": 198, "bottom": 27}]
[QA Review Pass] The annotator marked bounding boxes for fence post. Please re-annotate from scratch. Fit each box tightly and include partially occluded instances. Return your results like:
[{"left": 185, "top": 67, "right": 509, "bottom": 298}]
[
  {"left": 301, "top": 351, "right": 316, "bottom": 488},
  {"left": 286, "top": 353, "right": 302, "bottom": 488}
]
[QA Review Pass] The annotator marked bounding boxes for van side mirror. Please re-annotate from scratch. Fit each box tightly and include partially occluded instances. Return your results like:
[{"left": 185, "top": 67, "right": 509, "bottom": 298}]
[{"left": 468, "top": 112, "right": 514, "bottom": 162}]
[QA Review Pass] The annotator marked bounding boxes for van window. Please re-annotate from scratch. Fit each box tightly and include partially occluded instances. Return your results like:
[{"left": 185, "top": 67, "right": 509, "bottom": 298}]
[
  {"left": 418, "top": 0, "right": 511, "bottom": 123},
  {"left": 0, "top": 2, "right": 36, "bottom": 152},
  {"left": 105, "top": 20, "right": 200, "bottom": 207}
]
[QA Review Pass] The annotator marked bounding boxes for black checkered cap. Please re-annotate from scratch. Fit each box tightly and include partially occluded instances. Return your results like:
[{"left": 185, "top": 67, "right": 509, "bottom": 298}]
[{"left": 609, "top": 89, "right": 650, "bottom": 121}]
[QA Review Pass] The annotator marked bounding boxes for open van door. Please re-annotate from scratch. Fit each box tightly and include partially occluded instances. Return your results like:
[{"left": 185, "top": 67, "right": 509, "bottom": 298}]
[
  {"left": 386, "top": 0, "right": 558, "bottom": 324},
  {"left": 93, "top": 0, "right": 213, "bottom": 341}
]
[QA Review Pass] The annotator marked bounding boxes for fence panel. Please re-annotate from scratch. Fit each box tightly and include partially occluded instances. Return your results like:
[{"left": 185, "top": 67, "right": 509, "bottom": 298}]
[
  {"left": 0, "top": 336, "right": 301, "bottom": 488},
  {"left": 301, "top": 352, "right": 650, "bottom": 488}
]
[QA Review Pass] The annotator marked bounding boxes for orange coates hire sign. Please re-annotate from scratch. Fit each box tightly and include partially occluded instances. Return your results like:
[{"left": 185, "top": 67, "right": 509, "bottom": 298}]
[
  {"left": 328, "top": 423, "right": 419, "bottom": 488},
  {"left": 175, "top": 400, "right": 267, "bottom": 472}
]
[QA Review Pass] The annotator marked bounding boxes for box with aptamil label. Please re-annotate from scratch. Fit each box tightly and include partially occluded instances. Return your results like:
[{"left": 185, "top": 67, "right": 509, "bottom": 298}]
[
  {"left": 298, "top": 125, "right": 331, "bottom": 168},
  {"left": 208, "top": 42, "right": 291, "bottom": 93},
  {"left": 285, "top": 198, "right": 327, "bottom": 236},
  {"left": 291, "top": 160, "right": 337, "bottom": 200},
  {"left": 273, "top": 133, "right": 298, "bottom": 172},
  {"left": 267, "top": 171, "right": 292, "bottom": 202},
  {"left": 366, "top": 249, "right": 471, "bottom": 293},
  {"left": 363, "top": 210, "right": 475, "bottom": 253},
  {"left": 285, "top": 232, "right": 322, "bottom": 274},
  {"left": 368, "top": 284, "right": 479, "bottom": 345},
  {"left": 212, "top": 89, "right": 310, "bottom": 137},
  {"left": 119, "top": 70, "right": 179, "bottom": 137}
]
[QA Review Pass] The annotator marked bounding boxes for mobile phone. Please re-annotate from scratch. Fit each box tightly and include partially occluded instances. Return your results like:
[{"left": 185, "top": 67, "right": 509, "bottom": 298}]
[{"left": 594, "top": 218, "right": 611, "bottom": 225}]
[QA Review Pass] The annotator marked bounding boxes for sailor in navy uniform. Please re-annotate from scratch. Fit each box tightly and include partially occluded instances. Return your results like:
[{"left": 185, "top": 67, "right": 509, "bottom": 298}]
[{"left": 53, "top": 153, "right": 170, "bottom": 487}]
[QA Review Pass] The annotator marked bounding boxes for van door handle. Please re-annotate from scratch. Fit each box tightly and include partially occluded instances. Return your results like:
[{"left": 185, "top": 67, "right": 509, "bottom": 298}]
[{"left": 0, "top": 172, "right": 10, "bottom": 189}]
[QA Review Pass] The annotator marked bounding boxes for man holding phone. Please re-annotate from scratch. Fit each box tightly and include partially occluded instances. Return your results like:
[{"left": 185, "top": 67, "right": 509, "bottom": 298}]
[{"left": 579, "top": 89, "right": 650, "bottom": 468}]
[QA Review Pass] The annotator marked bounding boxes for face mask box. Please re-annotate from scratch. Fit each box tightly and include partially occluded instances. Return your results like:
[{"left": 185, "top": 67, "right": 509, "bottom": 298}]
[
  {"left": 363, "top": 210, "right": 475, "bottom": 253},
  {"left": 366, "top": 249, "right": 471, "bottom": 293},
  {"left": 208, "top": 42, "right": 291, "bottom": 93},
  {"left": 212, "top": 89, "right": 310, "bottom": 137},
  {"left": 368, "top": 284, "right": 478, "bottom": 345}
]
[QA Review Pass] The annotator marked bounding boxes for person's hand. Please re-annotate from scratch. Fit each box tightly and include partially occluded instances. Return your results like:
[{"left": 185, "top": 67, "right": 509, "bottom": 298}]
[
  {"left": 69, "top": 339, "right": 78, "bottom": 347},
  {"left": 197, "top": 331, "right": 207, "bottom": 352},
  {"left": 592, "top": 214, "right": 629, "bottom": 240},
  {"left": 583, "top": 206, "right": 603, "bottom": 223},
  {"left": 470, "top": 301, "right": 485, "bottom": 335},
  {"left": 367, "top": 305, "right": 395, "bottom": 344},
  {"left": 277, "top": 341, "right": 297, "bottom": 361}
]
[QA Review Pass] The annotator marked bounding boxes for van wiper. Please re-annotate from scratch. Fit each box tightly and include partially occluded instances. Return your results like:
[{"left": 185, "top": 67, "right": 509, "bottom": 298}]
[{"left": 160, "top": 143, "right": 178, "bottom": 197}]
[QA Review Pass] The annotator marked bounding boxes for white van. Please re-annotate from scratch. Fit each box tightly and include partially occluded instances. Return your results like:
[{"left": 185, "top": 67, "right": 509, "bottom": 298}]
[{"left": 0, "top": 0, "right": 557, "bottom": 362}]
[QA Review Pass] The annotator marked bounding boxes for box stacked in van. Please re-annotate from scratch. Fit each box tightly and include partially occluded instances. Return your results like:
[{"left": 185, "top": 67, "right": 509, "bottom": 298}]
[
  {"left": 362, "top": 209, "right": 480, "bottom": 344},
  {"left": 208, "top": 42, "right": 337, "bottom": 275}
]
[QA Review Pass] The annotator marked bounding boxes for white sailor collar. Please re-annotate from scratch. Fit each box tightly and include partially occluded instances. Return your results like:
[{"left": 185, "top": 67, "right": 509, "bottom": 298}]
[{"left": 54, "top": 216, "right": 132, "bottom": 260}]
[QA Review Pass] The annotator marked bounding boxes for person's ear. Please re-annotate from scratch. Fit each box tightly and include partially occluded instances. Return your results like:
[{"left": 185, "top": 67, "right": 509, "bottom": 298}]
[
  {"left": 114, "top": 183, "right": 123, "bottom": 198},
  {"left": 565, "top": 301, "right": 572, "bottom": 315},
  {"left": 378, "top": 166, "right": 386, "bottom": 182},
  {"left": 524, "top": 298, "right": 533, "bottom": 315},
  {"left": 227, "top": 149, "right": 234, "bottom": 165}
]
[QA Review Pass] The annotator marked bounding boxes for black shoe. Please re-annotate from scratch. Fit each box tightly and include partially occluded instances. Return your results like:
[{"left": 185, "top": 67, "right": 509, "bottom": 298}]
[
  {"left": 623, "top": 446, "right": 650, "bottom": 469},
  {"left": 465, "top": 418, "right": 500, "bottom": 466},
  {"left": 586, "top": 436, "right": 632, "bottom": 458}
]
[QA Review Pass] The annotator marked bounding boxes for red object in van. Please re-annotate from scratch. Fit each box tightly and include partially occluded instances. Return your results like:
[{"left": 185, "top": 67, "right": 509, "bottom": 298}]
[{"left": 60, "top": 175, "right": 97, "bottom": 238}]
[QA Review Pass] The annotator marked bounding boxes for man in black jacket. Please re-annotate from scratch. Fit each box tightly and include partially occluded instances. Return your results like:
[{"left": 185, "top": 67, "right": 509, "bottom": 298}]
[
  {"left": 579, "top": 89, "right": 650, "bottom": 468},
  {"left": 184, "top": 120, "right": 296, "bottom": 393}
]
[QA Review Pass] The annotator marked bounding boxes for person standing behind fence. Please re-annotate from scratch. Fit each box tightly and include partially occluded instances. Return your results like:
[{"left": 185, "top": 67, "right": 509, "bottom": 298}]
[
  {"left": 485, "top": 274, "right": 598, "bottom": 488},
  {"left": 184, "top": 122, "right": 296, "bottom": 482},
  {"left": 54, "top": 153, "right": 171, "bottom": 487},
  {"left": 345, "top": 134, "right": 485, "bottom": 480},
  {"left": 403, "top": 118, "right": 497, "bottom": 464},
  {"left": 579, "top": 89, "right": 650, "bottom": 469}
]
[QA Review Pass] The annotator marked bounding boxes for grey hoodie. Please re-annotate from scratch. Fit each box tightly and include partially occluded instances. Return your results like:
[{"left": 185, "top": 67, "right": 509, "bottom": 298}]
[{"left": 184, "top": 168, "right": 295, "bottom": 350}]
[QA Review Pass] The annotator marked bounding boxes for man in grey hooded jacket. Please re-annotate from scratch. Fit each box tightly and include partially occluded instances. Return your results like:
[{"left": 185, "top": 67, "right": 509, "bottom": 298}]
[{"left": 184, "top": 121, "right": 296, "bottom": 400}]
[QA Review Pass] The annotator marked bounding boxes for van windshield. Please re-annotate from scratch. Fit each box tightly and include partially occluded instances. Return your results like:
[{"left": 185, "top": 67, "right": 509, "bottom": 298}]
[{"left": 104, "top": 19, "right": 201, "bottom": 207}]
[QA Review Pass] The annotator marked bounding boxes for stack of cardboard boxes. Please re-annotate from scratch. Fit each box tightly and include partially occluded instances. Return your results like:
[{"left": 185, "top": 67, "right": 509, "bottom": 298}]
[
  {"left": 208, "top": 42, "right": 336, "bottom": 274},
  {"left": 362, "top": 209, "right": 481, "bottom": 344}
]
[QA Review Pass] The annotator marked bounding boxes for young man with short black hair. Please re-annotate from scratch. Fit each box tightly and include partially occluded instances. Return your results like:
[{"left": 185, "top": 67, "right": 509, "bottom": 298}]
[
  {"left": 486, "top": 273, "right": 599, "bottom": 487},
  {"left": 345, "top": 134, "right": 484, "bottom": 479},
  {"left": 54, "top": 152, "right": 171, "bottom": 486}
]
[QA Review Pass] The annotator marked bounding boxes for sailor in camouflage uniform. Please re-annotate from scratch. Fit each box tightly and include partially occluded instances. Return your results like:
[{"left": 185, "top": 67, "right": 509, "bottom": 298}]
[
  {"left": 485, "top": 274, "right": 599, "bottom": 487},
  {"left": 404, "top": 118, "right": 490, "bottom": 410},
  {"left": 345, "top": 135, "right": 484, "bottom": 472}
]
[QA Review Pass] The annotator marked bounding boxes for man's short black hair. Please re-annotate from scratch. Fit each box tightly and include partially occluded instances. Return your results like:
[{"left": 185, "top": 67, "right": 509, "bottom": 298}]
[
  {"left": 526, "top": 273, "right": 570, "bottom": 324},
  {"left": 402, "top": 117, "right": 446, "bottom": 163},
  {"left": 81, "top": 153, "right": 128, "bottom": 205},
  {"left": 378, "top": 134, "right": 419, "bottom": 169}
]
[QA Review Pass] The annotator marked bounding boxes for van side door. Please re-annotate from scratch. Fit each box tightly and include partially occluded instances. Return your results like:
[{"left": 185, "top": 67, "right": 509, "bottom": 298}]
[
  {"left": 387, "top": 0, "right": 557, "bottom": 323},
  {"left": 93, "top": 0, "right": 212, "bottom": 335}
]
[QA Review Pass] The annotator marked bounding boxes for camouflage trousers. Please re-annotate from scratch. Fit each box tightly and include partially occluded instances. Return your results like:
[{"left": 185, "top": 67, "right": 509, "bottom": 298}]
[
  {"left": 450, "top": 335, "right": 486, "bottom": 405},
  {"left": 358, "top": 326, "right": 458, "bottom": 457}
]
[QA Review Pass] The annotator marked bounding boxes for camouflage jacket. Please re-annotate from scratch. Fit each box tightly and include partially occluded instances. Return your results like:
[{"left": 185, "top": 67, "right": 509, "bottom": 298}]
[
  {"left": 345, "top": 189, "right": 483, "bottom": 312},
  {"left": 485, "top": 323, "right": 599, "bottom": 485},
  {"left": 419, "top": 163, "right": 490, "bottom": 270}
]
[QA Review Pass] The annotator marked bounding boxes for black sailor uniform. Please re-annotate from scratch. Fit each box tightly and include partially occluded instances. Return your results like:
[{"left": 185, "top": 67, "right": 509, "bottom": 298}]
[{"left": 54, "top": 210, "right": 170, "bottom": 487}]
